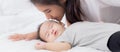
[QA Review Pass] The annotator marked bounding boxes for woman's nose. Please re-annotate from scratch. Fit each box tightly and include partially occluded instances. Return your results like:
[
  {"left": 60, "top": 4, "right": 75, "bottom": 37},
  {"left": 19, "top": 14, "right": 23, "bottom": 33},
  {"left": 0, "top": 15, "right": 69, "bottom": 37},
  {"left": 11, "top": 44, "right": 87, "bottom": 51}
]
[{"left": 45, "top": 14, "right": 53, "bottom": 19}]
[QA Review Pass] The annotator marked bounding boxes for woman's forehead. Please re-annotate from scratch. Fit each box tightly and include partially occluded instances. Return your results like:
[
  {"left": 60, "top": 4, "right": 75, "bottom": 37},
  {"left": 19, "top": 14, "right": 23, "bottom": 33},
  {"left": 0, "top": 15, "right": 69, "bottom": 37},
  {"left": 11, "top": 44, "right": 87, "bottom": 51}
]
[{"left": 36, "top": 4, "right": 59, "bottom": 10}]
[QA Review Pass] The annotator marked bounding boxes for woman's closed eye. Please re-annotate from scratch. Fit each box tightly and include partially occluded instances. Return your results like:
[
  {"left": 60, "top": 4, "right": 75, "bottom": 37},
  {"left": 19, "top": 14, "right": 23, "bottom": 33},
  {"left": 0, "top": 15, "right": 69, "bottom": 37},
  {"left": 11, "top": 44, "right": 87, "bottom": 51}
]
[
  {"left": 44, "top": 9, "right": 51, "bottom": 13},
  {"left": 47, "top": 10, "right": 51, "bottom": 13}
]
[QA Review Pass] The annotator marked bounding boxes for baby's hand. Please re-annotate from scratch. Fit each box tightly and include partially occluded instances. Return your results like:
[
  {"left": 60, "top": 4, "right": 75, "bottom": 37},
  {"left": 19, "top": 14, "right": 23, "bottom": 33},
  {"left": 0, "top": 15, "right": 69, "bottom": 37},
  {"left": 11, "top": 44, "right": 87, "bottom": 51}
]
[
  {"left": 9, "top": 33, "right": 25, "bottom": 41},
  {"left": 35, "top": 42, "right": 46, "bottom": 50}
]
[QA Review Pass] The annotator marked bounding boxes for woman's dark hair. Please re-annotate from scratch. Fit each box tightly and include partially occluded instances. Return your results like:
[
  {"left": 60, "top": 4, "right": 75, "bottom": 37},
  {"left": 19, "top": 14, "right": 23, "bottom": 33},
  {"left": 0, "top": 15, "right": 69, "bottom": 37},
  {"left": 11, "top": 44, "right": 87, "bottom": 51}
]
[
  {"left": 65, "top": 0, "right": 83, "bottom": 24},
  {"left": 31, "top": 0, "right": 62, "bottom": 6},
  {"left": 31, "top": 0, "right": 84, "bottom": 24}
]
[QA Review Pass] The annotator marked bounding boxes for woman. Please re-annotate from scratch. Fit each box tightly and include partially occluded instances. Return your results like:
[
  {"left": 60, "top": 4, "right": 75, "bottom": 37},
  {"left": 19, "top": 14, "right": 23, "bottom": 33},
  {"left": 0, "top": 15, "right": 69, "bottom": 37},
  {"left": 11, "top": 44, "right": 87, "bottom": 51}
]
[
  {"left": 31, "top": 0, "right": 84, "bottom": 25},
  {"left": 30, "top": 0, "right": 120, "bottom": 26}
]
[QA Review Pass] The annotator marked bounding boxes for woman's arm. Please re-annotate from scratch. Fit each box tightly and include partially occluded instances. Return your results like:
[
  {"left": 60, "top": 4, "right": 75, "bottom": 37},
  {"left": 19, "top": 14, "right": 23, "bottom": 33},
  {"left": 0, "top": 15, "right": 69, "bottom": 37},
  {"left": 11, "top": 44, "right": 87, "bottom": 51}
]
[{"left": 35, "top": 42, "right": 71, "bottom": 51}]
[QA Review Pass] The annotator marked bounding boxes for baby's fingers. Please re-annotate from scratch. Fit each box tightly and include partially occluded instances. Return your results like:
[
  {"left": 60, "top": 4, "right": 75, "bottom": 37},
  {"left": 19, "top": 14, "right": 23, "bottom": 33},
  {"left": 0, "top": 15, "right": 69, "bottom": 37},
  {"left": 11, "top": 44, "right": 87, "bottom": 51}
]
[{"left": 35, "top": 42, "right": 46, "bottom": 50}]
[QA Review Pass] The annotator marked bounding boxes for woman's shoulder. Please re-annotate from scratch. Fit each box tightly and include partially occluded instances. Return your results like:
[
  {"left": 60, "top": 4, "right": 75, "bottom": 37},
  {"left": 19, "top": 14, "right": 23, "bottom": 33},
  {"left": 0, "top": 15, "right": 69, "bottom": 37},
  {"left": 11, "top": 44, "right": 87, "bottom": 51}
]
[
  {"left": 66, "top": 21, "right": 89, "bottom": 29},
  {"left": 68, "top": 21, "right": 120, "bottom": 29}
]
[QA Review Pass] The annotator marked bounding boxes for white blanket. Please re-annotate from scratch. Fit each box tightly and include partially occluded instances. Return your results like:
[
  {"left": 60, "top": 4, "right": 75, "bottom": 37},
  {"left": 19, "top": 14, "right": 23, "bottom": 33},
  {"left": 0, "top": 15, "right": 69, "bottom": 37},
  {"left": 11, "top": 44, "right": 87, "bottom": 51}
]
[{"left": 0, "top": 35, "right": 50, "bottom": 52}]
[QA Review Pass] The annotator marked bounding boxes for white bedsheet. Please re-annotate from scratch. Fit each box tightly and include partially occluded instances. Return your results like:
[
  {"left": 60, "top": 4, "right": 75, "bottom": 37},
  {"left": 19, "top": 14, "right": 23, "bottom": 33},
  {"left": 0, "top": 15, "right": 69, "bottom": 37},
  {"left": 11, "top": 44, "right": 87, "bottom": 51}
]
[{"left": 0, "top": 34, "right": 50, "bottom": 52}]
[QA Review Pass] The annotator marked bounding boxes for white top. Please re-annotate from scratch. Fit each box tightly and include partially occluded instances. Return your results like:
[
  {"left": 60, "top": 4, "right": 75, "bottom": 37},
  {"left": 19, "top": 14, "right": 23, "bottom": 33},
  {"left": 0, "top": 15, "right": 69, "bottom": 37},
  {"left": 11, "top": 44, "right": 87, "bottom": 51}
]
[
  {"left": 55, "top": 22, "right": 120, "bottom": 52},
  {"left": 81, "top": 0, "right": 120, "bottom": 24}
]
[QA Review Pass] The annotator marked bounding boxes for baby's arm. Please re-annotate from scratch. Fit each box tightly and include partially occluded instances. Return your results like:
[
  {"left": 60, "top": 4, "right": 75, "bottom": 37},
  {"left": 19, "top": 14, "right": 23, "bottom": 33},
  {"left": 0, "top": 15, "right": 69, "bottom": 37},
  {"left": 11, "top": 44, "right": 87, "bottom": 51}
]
[
  {"left": 9, "top": 31, "right": 38, "bottom": 41},
  {"left": 24, "top": 31, "right": 38, "bottom": 40},
  {"left": 35, "top": 42, "right": 71, "bottom": 51},
  {"left": 45, "top": 42, "right": 71, "bottom": 51}
]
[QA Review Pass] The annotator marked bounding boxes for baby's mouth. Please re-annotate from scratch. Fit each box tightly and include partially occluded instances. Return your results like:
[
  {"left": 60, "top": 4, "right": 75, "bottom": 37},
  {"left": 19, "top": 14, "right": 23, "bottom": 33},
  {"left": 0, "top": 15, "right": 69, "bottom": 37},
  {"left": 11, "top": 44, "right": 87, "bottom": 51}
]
[{"left": 54, "top": 31, "right": 57, "bottom": 36}]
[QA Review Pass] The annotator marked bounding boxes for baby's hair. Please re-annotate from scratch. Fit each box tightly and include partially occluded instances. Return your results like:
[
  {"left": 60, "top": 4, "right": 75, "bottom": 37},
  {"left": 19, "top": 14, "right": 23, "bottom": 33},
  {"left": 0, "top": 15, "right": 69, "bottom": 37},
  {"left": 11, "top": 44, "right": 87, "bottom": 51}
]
[
  {"left": 37, "top": 19, "right": 60, "bottom": 42},
  {"left": 47, "top": 19, "right": 60, "bottom": 23},
  {"left": 48, "top": 19, "right": 65, "bottom": 26}
]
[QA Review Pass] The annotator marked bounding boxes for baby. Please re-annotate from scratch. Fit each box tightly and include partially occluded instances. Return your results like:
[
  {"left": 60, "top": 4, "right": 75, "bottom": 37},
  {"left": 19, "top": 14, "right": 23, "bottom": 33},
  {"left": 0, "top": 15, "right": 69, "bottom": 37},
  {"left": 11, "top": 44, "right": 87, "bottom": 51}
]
[{"left": 9, "top": 19, "right": 120, "bottom": 52}]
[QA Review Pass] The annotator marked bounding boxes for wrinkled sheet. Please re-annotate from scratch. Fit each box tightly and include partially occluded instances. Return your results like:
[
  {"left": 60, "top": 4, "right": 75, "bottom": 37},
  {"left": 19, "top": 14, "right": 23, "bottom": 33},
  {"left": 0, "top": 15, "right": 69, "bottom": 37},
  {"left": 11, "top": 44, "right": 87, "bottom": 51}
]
[{"left": 0, "top": 34, "right": 50, "bottom": 52}]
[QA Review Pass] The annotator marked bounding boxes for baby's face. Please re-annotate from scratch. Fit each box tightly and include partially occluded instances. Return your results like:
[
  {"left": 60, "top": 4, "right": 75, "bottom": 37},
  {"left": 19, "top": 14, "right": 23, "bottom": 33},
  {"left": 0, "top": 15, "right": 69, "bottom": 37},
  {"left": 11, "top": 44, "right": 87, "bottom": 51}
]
[{"left": 39, "top": 21, "right": 65, "bottom": 42}]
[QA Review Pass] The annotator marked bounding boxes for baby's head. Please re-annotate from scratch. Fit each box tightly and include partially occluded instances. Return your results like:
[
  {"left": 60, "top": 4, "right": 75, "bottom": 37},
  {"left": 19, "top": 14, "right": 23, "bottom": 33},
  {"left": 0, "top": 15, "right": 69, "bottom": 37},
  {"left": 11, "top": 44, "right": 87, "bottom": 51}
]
[{"left": 38, "top": 19, "right": 65, "bottom": 42}]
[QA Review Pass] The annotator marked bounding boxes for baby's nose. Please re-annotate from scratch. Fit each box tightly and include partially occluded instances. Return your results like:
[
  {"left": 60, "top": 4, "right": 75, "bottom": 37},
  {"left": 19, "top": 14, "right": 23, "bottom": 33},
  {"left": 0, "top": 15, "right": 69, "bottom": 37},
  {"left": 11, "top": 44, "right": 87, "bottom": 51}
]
[{"left": 49, "top": 29, "right": 55, "bottom": 35}]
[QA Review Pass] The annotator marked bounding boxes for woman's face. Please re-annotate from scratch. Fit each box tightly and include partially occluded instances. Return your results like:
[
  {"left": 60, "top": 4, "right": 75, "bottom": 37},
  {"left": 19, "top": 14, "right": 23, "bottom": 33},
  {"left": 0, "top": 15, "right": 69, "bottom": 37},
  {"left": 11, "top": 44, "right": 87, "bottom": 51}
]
[
  {"left": 39, "top": 21, "right": 65, "bottom": 42},
  {"left": 35, "top": 4, "right": 65, "bottom": 21}
]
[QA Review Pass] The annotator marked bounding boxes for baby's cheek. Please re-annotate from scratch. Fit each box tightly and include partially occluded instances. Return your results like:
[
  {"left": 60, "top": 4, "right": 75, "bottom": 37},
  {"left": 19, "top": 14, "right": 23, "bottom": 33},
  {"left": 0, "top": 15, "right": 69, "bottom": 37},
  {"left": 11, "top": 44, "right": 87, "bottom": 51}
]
[{"left": 48, "top": 35, "right": 56, "bottom": 42}]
